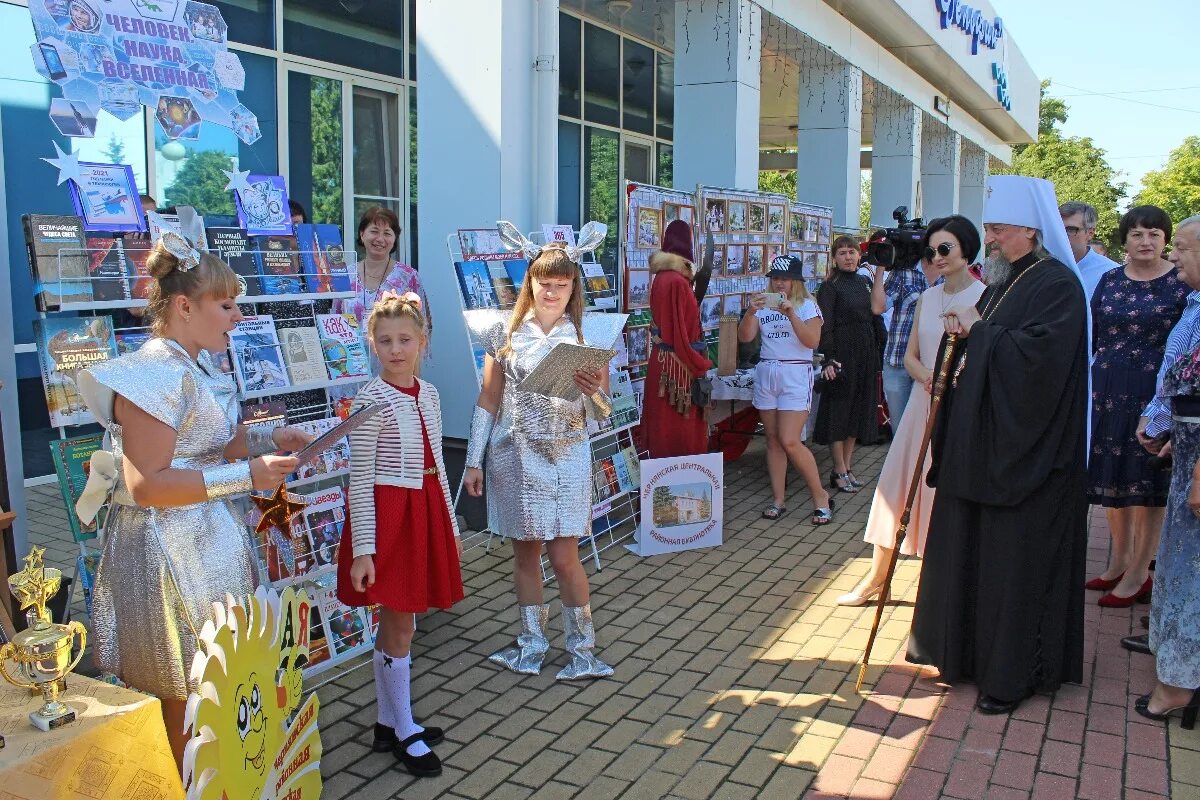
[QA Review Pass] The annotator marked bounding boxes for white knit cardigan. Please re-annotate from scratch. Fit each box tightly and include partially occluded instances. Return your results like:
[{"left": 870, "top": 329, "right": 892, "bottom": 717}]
[{"left": 347, "top": 377, "right": 460, "bottom": 558}]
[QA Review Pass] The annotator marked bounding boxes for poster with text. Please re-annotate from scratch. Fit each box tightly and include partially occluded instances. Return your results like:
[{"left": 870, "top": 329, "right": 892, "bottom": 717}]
[{"left": 629, "top": 452, "right": 723, "bottom": 557}]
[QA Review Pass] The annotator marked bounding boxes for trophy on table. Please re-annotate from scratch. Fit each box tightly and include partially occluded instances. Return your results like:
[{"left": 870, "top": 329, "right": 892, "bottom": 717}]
[{"left": 0, "top": 546, "right": 87, "bottom": 730}]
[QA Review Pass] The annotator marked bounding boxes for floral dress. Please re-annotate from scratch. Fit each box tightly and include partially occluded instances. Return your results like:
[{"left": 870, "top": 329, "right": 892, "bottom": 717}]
[
  {"left": 1087, "top": 268, "right": 1188, "bottom": 506},
  {"left": 333, "top": 261, "right": 433, "bottom": 372}
]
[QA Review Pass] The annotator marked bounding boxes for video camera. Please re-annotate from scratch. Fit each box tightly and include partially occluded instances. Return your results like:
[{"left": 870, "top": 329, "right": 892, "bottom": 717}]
[{"left": 866, "top": 206, "right": 927, "bottom": 271}]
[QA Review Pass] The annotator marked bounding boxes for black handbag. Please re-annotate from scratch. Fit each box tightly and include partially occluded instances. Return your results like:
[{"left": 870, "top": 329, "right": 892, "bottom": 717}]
[{"left": 692, "top": 376, "right": 713, "bottom": 409}]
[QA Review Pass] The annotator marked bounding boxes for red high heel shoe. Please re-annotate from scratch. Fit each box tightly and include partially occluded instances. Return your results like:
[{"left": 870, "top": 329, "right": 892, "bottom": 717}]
[
  {"left": 1098, "top": 576, "right": 1153, "bottom": 608},
  {"left": 1085, "top": 573, "right": 1124, "bottom": 591}
]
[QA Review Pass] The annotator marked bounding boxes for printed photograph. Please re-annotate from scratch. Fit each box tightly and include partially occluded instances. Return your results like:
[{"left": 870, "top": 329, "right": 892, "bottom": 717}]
[
  {"left": 626, "top": 326, "right": 650, "bottom": 365},
  {"left": 710, "top": 246, "right": 726, "bottom": 277},
  {"left": 723, "top": 294, "right": 743, "bottom": 318},
  {"left": 700, "top": 296, "right": 721, "bottom": 331},
  {"left": 725, "top": 245, "right": 745, "bottom": 276},
  {"left": 663, "top": 203, "right": 681, "bottom": 225},
  {"left": 727, "top": 201, "right": 748, "bottom": 233},
  {"left": 789, "top": 212, "right": 805, "bottom": 244},
  {"left": 651, "top": 482, "right": 714, "bottom": 527},
  {"left": 637, "top": 206, "right": 662, "bottom": 250},
  {"left": 805, "top": 215, "right": 821, "bottom": 243},
  {"left": 767, "top": 206, "right": 785, "bottom": 235},
  {"left": 803, "top": 251, "right": 819, "bottom": 278},
  {"left": 815, "top": 252, "right": 829, "bottom": 277},
  {"left": 818, "top": 216, "right": 832, "bottom": 244},
  {"left": 704, "top": 198, "right": 727, "bottom": 233},
  {"left": 748, "top": 203, "right": 767, "bottom": 233},
  {"left": 626, "top": 269, "right": 650, "bottom": 308},
  {"left": 746, "top": 245, "right": 764, "bottom": 274},
  {"left": 766, "top": 244, "right": 782, "bottom": 264}
]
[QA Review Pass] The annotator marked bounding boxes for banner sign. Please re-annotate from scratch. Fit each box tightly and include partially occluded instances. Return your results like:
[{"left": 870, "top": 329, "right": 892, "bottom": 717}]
[
  {"left": 628, "top": 453, "right": 724, "bottom": 557},
  {"left": 28, "top": 0, "right": 260, "bottom": 143}
]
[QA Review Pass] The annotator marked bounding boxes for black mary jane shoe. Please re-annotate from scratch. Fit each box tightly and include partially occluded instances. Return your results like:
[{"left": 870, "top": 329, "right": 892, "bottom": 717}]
[
  {"left": 1121, "top": 634, "right": 1152, "bottom": 655},
  {"left": 976, "top": 689, "right": 1033, "bottom": 716},
  {"left": 373, "top": 722, "right": 444, "bottom": 752},
  {"left": 394, "top": 732, "right": 442, "bottom": 778}
]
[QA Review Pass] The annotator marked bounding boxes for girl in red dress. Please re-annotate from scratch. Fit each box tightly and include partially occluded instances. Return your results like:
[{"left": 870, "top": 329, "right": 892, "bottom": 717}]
[{"left": 336, "top": 292, "right": 463, "bottom": 778}]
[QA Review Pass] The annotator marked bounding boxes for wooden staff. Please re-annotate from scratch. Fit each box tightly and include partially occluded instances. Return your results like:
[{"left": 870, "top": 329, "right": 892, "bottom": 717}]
[{"left": 856, "top": 333, "right": 959, "bottom": 693}]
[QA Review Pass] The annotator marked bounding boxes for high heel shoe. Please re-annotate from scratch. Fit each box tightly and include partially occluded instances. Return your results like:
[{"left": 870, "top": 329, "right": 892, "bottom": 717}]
[
  {"left": 846, "top": 471, "right": 865, "bottom": 489},
  {"left": 1134, "top": 688, "right": 1200, "bottom": 730},
  {"left": 836, "top": 581, "right": 885, "bottom": 607},
  {"left": 1085, "top": 572, "right": 1124, "bottom": 591},
  {"left": 1098, "top": 575, "right": 1153, "bottom": 608},
  {"left": 828, "top": 471, "right": 858, "bottom": 493}
]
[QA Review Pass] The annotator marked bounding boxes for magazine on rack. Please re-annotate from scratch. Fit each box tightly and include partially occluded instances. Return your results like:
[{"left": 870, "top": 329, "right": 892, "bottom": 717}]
[
  {"left": 315, "top": 313, "right": 370, "bottom": 379},
  {"left": 227, "top": 314, "right": 290, "bottom": 394}
]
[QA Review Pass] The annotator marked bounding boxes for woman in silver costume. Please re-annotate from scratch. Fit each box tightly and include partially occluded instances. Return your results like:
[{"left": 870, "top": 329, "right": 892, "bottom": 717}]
[
  {"left": 77, "top": 236, "right": 310, "bottom": 767},
  {"left": 463, "top": 226, "right": 621, "bottom": 680}
]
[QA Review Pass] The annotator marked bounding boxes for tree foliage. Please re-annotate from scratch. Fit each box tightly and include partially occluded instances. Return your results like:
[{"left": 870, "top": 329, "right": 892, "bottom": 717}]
[
  {"left": 1134, "top": 136, "right": 1200, "bottom": 222},
  {"left": 102, "top": 133, "right": 126, "bottom": 166},
  {"left": 758, "top": 166, "right": 796, "bottom": 200},
  {"left": 163, "top": 149, "right": 236, "bottom": 215},
  {"left": 309, "top": 77, "right": 344, "bottom": 225},
  {"left": 996, "top": 80, "right": 1126, "bottom": 249}
]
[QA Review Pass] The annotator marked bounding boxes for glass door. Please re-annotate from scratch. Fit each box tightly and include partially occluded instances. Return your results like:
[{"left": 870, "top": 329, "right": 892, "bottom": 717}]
[{"left": 284, "top": 66, "right": 348, "bottom": 228}]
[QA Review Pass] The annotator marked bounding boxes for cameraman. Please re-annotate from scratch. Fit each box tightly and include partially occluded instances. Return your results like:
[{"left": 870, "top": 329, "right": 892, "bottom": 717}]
[{"left": 870, "top": 231, "right": 932, "bottom": 428}]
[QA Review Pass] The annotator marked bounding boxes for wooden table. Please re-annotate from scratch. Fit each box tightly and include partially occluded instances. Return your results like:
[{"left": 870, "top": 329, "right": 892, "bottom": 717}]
[{"left": 0, "top": 672, "right": 184, "bottom": 799}]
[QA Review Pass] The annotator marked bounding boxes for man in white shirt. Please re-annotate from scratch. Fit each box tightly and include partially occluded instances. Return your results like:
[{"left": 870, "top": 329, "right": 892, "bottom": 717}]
[{"left": 1060, "top": 201, "right": 1119, "bottom": 301}]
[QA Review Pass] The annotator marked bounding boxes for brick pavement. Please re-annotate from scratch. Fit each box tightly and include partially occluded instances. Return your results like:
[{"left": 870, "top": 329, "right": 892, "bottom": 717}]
[{"left": 23, "top": 436, "right": 1200, "bottom": 798}]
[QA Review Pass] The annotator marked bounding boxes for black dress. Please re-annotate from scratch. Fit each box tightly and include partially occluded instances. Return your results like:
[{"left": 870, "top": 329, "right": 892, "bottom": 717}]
[
  {"left": 813, "top": 271, "right": 880, "bottom": 445},
  {"left": 1087, "top": 267, "right": 1188, "bottom": 507}
]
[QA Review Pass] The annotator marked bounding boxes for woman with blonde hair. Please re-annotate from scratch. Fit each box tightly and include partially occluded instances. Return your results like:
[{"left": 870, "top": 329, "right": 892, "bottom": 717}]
[
  {"left": 464, "top": 223, "right": 622, "bottom": 680},
  {"left": 739, "top": 255, "right": 832, "bottom": 523},
  {"left": 78, "top": 225, "right": 311, "bottom": 767}
]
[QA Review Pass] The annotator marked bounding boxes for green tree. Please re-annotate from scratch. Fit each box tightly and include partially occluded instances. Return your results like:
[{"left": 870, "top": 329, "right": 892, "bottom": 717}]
[
  {"left": 1134, "top": 136, "right": 1200, "bottom": 222},
  {"left": 102, "top": 133, "right": 126, "bottom": 166},
  {"left": 860, "top": 172, "right": 872, "bottom": 231},
  {"left": 309, "top": 77, "right": 344, "bottom": 225},
  {"left": 163, "top": 149, "right": 236, "bottom": 214},
  {"left": 652, "top": 486, "right": 677, "bottom": 526},
  {"left": 996, "top": 80, "right": 1126, "bottom": 249},
  {"left": 758, "top": 165, "right": 796, "bottom": 200}
]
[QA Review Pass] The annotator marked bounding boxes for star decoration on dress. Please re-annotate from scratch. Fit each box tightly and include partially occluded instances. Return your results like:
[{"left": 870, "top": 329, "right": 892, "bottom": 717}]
[
  {"left": 251, "top": 483, "right": 308, "bottom": 538},
  {"left": 222, "top": 168, "right": 252, "bottom": 193},
  {"left": 42, "top": 142, "right": 83, "bottom": 186}
]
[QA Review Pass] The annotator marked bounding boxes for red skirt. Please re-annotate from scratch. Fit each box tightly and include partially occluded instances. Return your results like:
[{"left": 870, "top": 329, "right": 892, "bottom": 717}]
[{"left": 336, "top": 480, "right": 464, "bottom": 613}]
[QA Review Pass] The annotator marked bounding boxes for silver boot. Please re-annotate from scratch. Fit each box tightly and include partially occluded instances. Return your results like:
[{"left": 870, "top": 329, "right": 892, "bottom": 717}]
[
  {"left": 555, "top": 604, "right": 614, "bottom": 680},
  {"left": 489, "top": 604, "right": 550, "bottom": 675}
]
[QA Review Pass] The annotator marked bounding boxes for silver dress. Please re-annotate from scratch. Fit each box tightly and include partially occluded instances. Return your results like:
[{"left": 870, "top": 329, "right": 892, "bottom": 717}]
[
  {"left": 480, "top": 312, "right": 624, "bottom": 541},
  {"left": 78, "top": 338, "right": 259, "bottom": 699}
]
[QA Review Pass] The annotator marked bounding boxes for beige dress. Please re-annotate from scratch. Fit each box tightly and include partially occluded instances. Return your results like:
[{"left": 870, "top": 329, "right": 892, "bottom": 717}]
[{"left": 863, "top": 279, "right": 986, "bottom": 555}]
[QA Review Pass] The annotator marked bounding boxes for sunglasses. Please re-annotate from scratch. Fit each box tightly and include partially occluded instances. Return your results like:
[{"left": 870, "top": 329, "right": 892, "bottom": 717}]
[{"left": 923, "top": 242, "right": 957, "bottom": 261}]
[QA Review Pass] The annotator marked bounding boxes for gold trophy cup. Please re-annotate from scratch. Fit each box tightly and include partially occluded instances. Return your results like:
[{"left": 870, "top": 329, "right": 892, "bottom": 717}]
[{"left": 0, "top": 546, "right": 87, "bottom": 731}]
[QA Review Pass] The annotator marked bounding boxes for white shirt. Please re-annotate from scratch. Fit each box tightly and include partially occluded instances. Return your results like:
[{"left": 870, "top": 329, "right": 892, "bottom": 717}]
[
  {"left": 756, "top": 298, "right": 821, "bottom": 361},
  {"left": 1077, "top": 248, "right": 1121, "bottom": 302}
]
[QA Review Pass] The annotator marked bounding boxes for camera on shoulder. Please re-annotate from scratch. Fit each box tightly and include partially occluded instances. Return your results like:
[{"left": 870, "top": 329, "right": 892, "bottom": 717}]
[{"left": 866, "top": 206, "right": 927, "bottom": 271}]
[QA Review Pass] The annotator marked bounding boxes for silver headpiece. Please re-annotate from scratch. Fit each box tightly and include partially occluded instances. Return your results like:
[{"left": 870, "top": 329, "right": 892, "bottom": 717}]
[
  {"left": 495, "top": 220, "right": 608, "bottom": 263},
  {"left": 147, "top": 209, "right": 203, "bottom": 272}
]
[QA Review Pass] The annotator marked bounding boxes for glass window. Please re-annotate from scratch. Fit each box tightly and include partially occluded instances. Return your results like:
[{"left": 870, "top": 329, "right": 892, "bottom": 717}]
[
  {"left": 408, "top": 0, "right": 417, "bottom": 81},
  {"left": 353, "top": 88, "right": 400, "bottom": 200},
  {"left": 155, "top": 52, "right": 278, "bottom": 216},
  {"left": 284, "top": 0, "right": 404, "bottom": 79},
  {"left": 287, "top": 72, "right": 343, "bottom": 226},
  {"left": 210, "top": 1, "right": 274, "bottom": 49},
  {"left": 583, "top": 24, "right": 619, "bottom": 127},
  {"left": 71, "top": 114, "right": 149, "bottom": 195},
  {"left": 584, "top": 127, "right": 619, "bottom": 273},
  {"left": 558, "top": 121, "right": 581, "bottom": 228},
  {"left": 656, "top": 53, "right": 674, "bottom": 141},
  {"left": 408, "top": 88, "right": 418, "bottom": 266},
  {"left": 657, "top": 143, "right": 673, "bottom": 188},
  {"left": 559, "top": 13, "right": 581, "bottom": 118},
  {"left": 622, "top": 41, "right": 654, "bottom": 136}
]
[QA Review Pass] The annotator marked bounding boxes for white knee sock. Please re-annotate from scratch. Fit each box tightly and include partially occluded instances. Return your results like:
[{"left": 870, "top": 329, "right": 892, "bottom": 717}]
[
  {"left": 372, "top": 648, "right": 395, "bottom": 728},
  {"left": 377, "top": 653, "right": 429, "bottom": 756}
]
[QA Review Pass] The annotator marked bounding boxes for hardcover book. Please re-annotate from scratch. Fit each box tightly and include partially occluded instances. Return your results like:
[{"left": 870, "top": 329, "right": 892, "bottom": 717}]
[
  {"left": 120, "top": 237, "right": 153, "bottom": 301},
  {"left": 227, "top": 314, "right": 291, "bottom": 394},
  {"left": 315, "top": 313, "right": 370, "bottom": 379},
  {"left": 256, "top": 234, "right": 304, "bottom": 295},
  {"left": 296, "top": 224, "right": 351, "bottom": 293},
  {"left": 315, "top": 224, "right": 352, "bottom": 292},
  {"left": 279, "top": 325, "right": 328, "bottom": 385},
  {"left": 205, "top": 226, "right": 262, "bottom": 296},
  {"left": 86, "top": 236, "right": 129, "bottom": 302},
  {"left": 23, "top": 213, "right": 91, "bottom": 311},
  {"left": 35, "top": 315, "right": 117, "bottom": 427}
]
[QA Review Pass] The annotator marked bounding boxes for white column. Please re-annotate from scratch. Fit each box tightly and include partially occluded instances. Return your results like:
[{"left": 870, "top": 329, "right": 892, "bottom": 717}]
[
  {"left": 920, "top": 118, "right": 961, "bottom": 221},
  {"left": 795, "top": 51, "right": 862, "bottom": 228},
  {"left": 416, "top": 0, "right": 558, "bottom": 437},
  {"left": 672, "top": 0, "right": 761, "bottom": 191},
  {"left": 870, "top": 95, "right": 921, "bottom": 229},
  {"left": 958, "top": 141, "right": 989, "bottom": 232}
]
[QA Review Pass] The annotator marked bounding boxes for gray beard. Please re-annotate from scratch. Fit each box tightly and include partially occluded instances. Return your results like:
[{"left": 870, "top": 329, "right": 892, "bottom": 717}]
[{"left": 982, "top": 254, "right": 1013, "bottom": 286}]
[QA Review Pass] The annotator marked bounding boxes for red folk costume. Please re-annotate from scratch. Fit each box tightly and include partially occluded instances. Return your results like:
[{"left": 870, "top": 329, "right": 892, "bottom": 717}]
[{"left": 643, "top": 220, "right": 712, "bottom": 459}]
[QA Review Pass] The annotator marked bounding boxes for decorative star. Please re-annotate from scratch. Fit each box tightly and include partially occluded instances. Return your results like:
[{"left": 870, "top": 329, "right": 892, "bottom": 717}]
[
  {"left": 222, "top": 168, "right": 252, "bottom": 194},
  {"left": 42, "top": 142, "right": 83, "bottom": 186},
  {"left": 21, "top": 544, "right": 46, "bottom": 573},
  {"left": 251, "top": 483, "right": 308, "bottom": 538}
]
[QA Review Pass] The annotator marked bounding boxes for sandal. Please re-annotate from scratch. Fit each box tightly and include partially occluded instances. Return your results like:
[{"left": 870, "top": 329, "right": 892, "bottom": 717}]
[
  {"left": 812, "top": 496, "right": 836, "bottom": 525},
  {"left": 762, "top": 503, "right": 787, "bottom": 520},
  {"left": 847, "top": 472, "right": 865, "bottom": 489},
  {"left": 829, "top": 471, "right": 858, "bottom": 493}
]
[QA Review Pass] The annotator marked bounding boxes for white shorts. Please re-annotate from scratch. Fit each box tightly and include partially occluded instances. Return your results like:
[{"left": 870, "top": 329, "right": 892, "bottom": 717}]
[{"left": 753, "top": 360, "right": 814, "bottom": 412}]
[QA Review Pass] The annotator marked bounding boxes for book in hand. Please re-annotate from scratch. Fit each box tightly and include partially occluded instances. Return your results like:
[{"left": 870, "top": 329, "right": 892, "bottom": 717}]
[
  {"left": 315, "top": 313, "right": 370, "bottom": 379},
  {"left": 205, "top": 226, "right": 262, "bottom": 296},
  {"left": 291, "top": 418, "right": 341, "bottom": 481},
  {"left": 256, "top": 234, "right": 304, "bottom": 295},
  {"left": 279, "top": 325, "right": 328, "bottom": 385},
  {"left": 23, "top": 214, "right": 91, "bottom": 311},
  {"left": 517, "top": 343, "right": 616, "bottom": 402},
  {"left": 86, "top": 236, "right": 129, "bottom": 302},
  {"left": 228, "top": 314, "right": 291, "bottom": 394},
  {"left": 35, "top": 315, "right": 118, "bottom": 427}
]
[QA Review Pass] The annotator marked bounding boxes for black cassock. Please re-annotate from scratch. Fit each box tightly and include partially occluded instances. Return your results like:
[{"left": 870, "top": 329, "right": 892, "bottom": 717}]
[{"left": 907, "top": 252, "right": 1089, "bottom": 703}]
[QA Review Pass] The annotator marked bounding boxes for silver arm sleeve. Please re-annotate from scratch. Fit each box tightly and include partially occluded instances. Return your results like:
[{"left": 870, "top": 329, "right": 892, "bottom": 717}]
[
  {"left": 465, "top": 405, "right": 495, "bottom": 470},
  {"left": 203, "top": 461, "right": 254, "bottom": 500},
  {"left": 245, "top": 425, "right": 277, "bottom": 457},
  {"left": 584, "top": 389, "right": 614, "bottom": 421}
]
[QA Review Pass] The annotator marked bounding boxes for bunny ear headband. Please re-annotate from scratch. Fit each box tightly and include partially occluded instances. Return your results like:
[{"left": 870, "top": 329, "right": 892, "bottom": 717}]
[
  {"left": 495, "top": 220, "right": 608, "bottom": 263},
  {"left": 147, "top": 209, "right": 203, "bottom": 272}
]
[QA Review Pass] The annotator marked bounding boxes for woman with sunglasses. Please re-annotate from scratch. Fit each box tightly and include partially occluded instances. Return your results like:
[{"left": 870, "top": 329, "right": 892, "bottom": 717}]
[
  {"left": 839, "top": 216, "right": 985, "bottom": 605},
  {"left": 1088, "top": 205, "right": 1187, "bottom": 606}
]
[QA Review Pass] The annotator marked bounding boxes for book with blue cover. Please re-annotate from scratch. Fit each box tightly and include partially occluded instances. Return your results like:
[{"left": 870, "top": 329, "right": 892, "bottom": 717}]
[
  {"left": 255, "top": 234, "right": 304, "bottom": 295},
  {"left": 316, "top": 313, "right": 370, "bottom": 379},
  {"left": 35, "top": 315, "right": 118, "bottom": 426}
]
